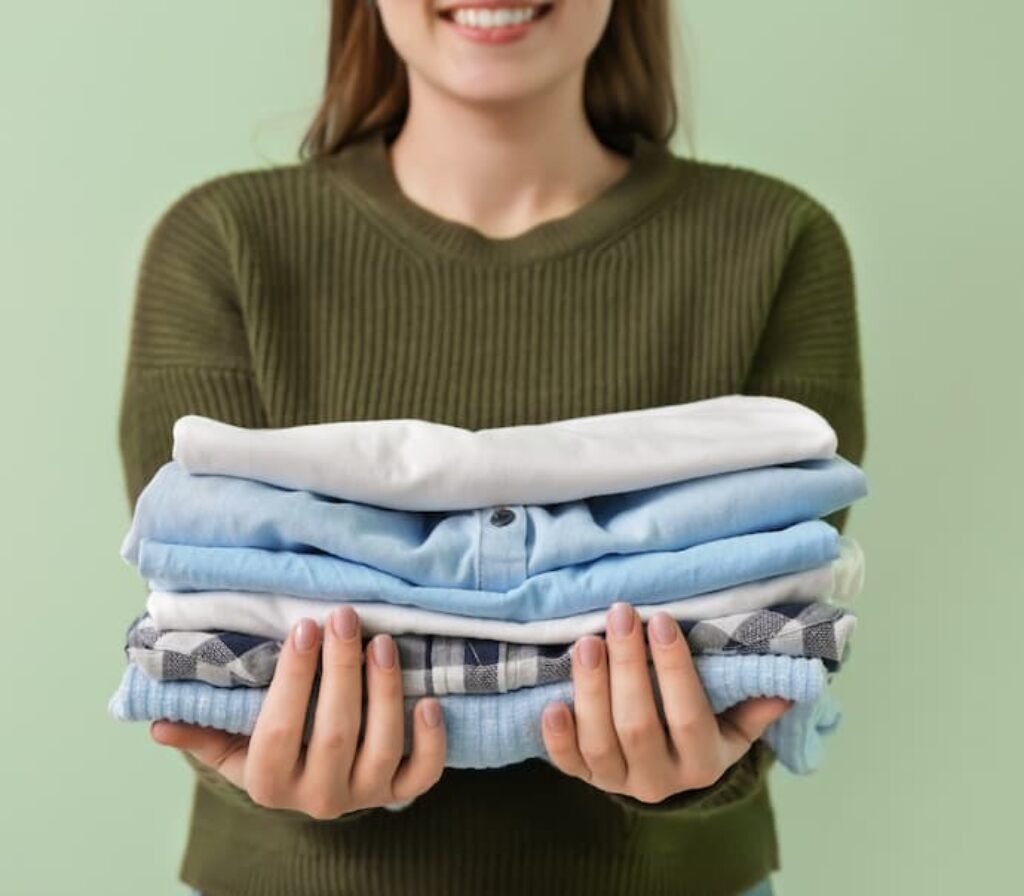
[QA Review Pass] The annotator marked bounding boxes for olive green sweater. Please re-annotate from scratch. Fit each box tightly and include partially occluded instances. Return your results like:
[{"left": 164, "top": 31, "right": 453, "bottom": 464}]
[{"left": 117, "top": 126, "right": 866, "bottom": 896}]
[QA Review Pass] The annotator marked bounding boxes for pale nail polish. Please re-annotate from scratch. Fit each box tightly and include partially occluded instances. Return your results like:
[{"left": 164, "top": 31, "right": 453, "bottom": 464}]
[
  {"left": 649, "top": 613, "right": 679, "bottom": 645},
  {"left": 372, "top": 634, "right": 395, "bottom": 669},
  {"left": 609, "top": 602, "right": 635, "bottom": 637},
  {"left": 544, "top": 704, "right": 569, "bottom": 732},
  {"left": 294, "top": 618, "right": 318, "bottom": 652},
  {"left": 422, "top": 700, "right": 442, "bottom": 728},
  {"left": 332, "top": 606, "right": 358, "bottom": 639},
  {"left": 577, "top": 637, "right": 602, "bottom": 669}
]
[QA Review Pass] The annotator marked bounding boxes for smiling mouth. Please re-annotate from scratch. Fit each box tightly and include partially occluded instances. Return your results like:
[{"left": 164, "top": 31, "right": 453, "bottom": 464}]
[{"left": 438, "top": 4, "right": 555, "bottom": 25}]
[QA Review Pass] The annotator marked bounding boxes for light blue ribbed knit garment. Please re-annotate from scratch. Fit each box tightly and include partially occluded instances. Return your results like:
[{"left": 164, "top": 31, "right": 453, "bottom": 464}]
[
  {"left": 109, "top": 654, "right": 838, "bottom": 775},
  {"left": 122, "top": 457, "right": 866, "bottom": 588}
]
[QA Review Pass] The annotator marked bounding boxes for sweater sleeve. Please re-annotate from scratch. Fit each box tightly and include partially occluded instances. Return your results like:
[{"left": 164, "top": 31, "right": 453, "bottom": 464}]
[
  {"left": 609, "top": 196, "right": 867, "bottom": 818},
  {"left": 118, "top": 181, "right": 268, "bottom": 809},
  {"left": 743, "top": 197, "right": 867, "bottom": 532},
  {"left": 118, "top": 181, "right": 267, "bottom": 508},
  {"left": 117, "top": 183, "right": 385, "bottom": 822}
]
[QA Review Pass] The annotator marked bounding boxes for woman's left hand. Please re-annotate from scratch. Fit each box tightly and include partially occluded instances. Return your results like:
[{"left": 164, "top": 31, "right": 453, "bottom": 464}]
[{"left": 541, "top": 602, "right": 791, "bottom": 804}]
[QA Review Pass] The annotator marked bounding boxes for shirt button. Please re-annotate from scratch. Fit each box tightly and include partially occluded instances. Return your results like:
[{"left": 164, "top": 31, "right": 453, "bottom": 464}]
[{"left": 489, "top": 507, "right": 516, "bottom": 527}]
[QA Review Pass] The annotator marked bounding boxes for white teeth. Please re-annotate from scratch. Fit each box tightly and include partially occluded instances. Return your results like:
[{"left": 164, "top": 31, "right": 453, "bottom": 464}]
[{"left": 450, "top": 6, "right": 541, "bottom": 29}]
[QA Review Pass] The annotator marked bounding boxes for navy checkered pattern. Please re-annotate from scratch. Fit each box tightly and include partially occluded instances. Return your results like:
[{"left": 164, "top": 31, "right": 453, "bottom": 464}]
[{"left": 126, "top": 601, "right": 854, "bottom": 695}]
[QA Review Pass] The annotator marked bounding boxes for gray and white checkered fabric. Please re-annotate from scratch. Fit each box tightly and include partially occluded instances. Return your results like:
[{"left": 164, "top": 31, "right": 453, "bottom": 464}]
[
  {"left": 397, "top": 636, "right": 573, "bottom": 696},
  {"left": 684, "top": 601, "right": 855, "bottom": 666},
  {"left": 125, "top": 614, "right": 573, "bottom": 695},
  {"left": 126, "top": 601, "right": 855, "bottom": 695},
  {"left": 126, "top": 614, "right": 279, "bottom": 687}
]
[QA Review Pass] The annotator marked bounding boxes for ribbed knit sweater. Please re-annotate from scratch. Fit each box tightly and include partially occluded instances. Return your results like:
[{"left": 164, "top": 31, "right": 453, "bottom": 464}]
[{"left": 117, "top": 125, "right": 866, "bottom": 896}]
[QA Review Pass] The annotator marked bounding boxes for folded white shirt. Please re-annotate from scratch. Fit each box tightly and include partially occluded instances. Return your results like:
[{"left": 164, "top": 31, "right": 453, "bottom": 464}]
[
  {"left": 146, "top": 537, "right": 863, "bottom": 644},
  {"left": 172, "top": 394, "right": 838, "bottom": 511}
]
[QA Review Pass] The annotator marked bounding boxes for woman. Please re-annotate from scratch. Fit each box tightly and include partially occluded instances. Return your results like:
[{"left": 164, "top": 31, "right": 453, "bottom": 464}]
[{"left": 118, "top": 1, "right": 865, "bottom": 894}]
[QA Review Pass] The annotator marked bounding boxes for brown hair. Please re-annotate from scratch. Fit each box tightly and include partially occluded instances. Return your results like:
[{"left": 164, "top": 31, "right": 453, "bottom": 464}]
[{"left": 298, "top": 0, "right": 695, "bottom": 160}]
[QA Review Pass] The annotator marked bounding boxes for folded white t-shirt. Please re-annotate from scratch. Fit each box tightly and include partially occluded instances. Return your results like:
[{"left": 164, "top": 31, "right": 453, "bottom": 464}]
[{"left": 172, "top": 394, "right": 837, "bottom": 511}]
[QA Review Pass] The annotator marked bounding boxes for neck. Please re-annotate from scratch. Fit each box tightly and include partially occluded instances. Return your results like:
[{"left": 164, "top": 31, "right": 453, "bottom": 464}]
[{"left": 386, "top": 73, "right": 633, "bottom": 239}]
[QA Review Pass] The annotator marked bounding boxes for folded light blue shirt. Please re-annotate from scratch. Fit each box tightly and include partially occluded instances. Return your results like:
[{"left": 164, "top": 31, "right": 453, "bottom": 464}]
[
  {"left": 109, "top": 654, "right": 838, "bottom": 775},
  {"left": 123, "top": 457, "right": 866, "bottom": 589},
  {"left": 140, "top": 520, "right": 840, "bottom": 622}
]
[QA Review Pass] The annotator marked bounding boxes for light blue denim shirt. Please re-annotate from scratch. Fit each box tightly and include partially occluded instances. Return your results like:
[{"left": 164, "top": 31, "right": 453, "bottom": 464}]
[
  {"left": 123, "top": 457, "right": 866, "bottom": 589},
  {"left": 139, "top": 519, "right": 840, "bottom": 622}
]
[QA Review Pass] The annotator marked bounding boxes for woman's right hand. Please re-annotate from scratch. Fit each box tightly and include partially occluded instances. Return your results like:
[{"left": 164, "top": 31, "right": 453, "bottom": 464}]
[{"left": 149, "top": 607, "right": 447, "bottom": 819}]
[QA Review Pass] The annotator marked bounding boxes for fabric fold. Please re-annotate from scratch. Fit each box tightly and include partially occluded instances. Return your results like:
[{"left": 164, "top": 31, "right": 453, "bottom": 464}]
[
  {"left": 171, "top": 394, "right": 838, "bottom": 511},
  {"left": 145, "top": 540, "right": 864, "bottom": 644},
  {"left": 139, "top": 520, "right": 841, "bottom": 622},
  {"left": 109, "top": 654, "right": 839, "bottom": 774},
  {"left": 127, "top": 601, "right": 856, "bottom": 692},
  {"left": 122, "top": 456, "right": 866, "bottom": 587}
]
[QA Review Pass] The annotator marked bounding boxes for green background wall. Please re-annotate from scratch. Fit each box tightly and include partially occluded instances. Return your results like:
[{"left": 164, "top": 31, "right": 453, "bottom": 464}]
[{"left": 2, "top": 2, "right": 1018, "bottom": 893}]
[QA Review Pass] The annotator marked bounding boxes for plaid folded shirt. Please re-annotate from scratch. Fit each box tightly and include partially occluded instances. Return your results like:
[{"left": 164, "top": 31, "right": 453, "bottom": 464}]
[{"left": 125, "top": 601, "right": 855, "bottom": 696}]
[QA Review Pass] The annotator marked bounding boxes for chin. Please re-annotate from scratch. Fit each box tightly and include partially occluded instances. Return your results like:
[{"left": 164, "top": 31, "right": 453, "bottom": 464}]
[
  {"left": 444, "top": 81, "right": 545, "bottom": 107},
  {"left": 437, "top": 63, "right": 567, "bottom": 105}
]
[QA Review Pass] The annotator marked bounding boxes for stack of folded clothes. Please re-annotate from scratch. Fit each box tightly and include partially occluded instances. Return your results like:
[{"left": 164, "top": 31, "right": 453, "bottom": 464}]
[{"left": 109, "top": 394, "right": 868, "bottom": 775}]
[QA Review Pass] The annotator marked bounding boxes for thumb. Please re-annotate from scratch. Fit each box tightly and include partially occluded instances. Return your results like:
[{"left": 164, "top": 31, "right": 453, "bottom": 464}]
[
  {"left": 150, "top": 721, "right": 248, "bottom": 783},
  {"left": 717, "top": 697, "right": 792, "bottom": 760}
]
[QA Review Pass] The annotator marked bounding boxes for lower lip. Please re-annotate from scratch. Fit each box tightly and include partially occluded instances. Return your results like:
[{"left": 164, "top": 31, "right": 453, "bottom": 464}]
[{"left": 440, "top": 9, "right": 548, "bottom": 44}]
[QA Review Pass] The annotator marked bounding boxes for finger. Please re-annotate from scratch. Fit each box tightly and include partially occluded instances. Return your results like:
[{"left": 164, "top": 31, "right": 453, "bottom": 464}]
[
  {"left": 570, "top": 635, "right": 626, "bottom": 785},
  {"left": 350, "top": 634, "right": 405, "bottom": 802},
  {"left": 717, "top": 697, "right": 792, "bottom": 768},
  {"left": 605, "top": 603, "right": 673, "bottom": 780},
  {"left": 150, "top": 721, "right": 248, "bottom": 790},
  {"left": 299, "top": 607, "right": 363, "bottom": 817},
  {"left": 390, "top": 698, "right": 447, "bottom": 802},
  {"left": 540, "top": 702, "right": 592, "bottom": 782},
  {"left": 247, "top": 617, "right": 321, "bottom": 807},
  {"left": 646, "top": 612, "right": 721, "bottom": 785}
]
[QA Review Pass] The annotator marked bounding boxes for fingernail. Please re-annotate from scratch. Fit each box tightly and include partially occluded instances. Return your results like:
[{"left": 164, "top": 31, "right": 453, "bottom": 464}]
[
  {"left": 372, "top": 634, "right": 395, "bottom": 669},
  {"left": 577, "top": 636, "right": 602, "bottom": 670},
  {"left": 331, "top": 606, "right": 358, "bottom": 640},
  {"left": 649, "top": 612, "right": 679, "bottom": 645},
  {"left": 543, "top": 704, "right": 568, "bottom": 732},
  {"left": 422, "top": 699, "right": 442, "bottom": 728},
  {"left": 293, "top": 618, "right": 319, "bottom": 652},
  {"left": 608, "top": 602, "right": 635, "bottom": 637}
]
